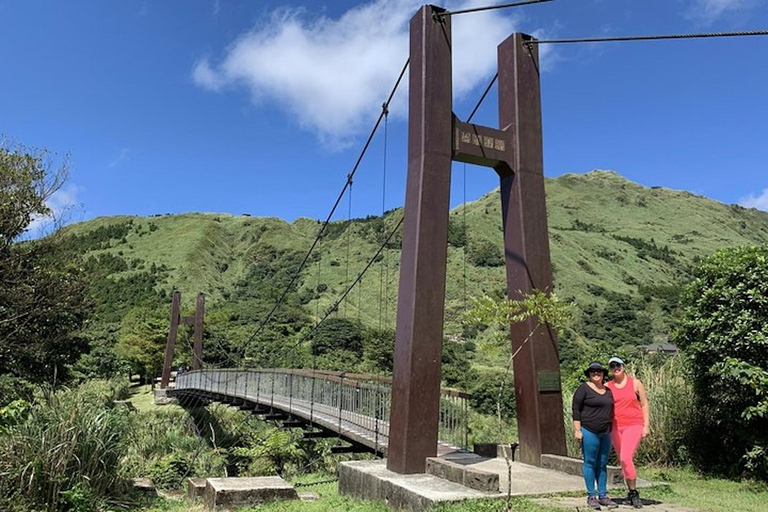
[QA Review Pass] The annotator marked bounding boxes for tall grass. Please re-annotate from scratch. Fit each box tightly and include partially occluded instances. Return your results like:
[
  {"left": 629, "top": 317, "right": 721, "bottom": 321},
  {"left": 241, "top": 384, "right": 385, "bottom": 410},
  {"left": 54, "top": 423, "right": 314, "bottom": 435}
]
[
  {"left": 633, "top": 355, "right": 696, "bottom": 465},
  {"left": 0, "top": 379, "right": 131, "bottom": 511}
]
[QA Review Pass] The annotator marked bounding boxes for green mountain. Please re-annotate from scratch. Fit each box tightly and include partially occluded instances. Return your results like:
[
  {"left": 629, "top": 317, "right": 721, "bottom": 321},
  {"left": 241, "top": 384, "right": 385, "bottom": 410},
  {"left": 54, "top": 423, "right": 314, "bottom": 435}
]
[{"left": 60, "top": 170, "right": 768, "bottom": 369}]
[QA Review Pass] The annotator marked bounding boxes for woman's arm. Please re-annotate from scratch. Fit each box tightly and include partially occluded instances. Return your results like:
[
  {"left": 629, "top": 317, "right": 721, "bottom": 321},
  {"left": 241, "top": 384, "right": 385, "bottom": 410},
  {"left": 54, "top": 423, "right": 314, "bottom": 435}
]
[
  {"left": 572, "top": 385, "right": 585, "bottom": 442},
  {"left": 635, "top": 378, "right": 650, "bottom": 437}
]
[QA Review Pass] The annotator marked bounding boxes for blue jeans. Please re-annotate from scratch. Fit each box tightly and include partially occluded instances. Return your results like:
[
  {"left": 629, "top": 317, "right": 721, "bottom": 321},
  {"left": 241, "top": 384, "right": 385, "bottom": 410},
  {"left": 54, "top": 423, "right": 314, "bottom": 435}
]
[{"left": 581, "top": 427, "right": 612, "bottom": 497}]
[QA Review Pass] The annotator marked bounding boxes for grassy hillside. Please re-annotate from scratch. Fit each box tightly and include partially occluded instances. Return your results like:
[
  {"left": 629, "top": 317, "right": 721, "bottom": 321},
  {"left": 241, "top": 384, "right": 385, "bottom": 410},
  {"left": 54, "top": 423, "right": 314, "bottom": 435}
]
[{"left": 60, "top": 170, "right": 768, "bottom": 367}]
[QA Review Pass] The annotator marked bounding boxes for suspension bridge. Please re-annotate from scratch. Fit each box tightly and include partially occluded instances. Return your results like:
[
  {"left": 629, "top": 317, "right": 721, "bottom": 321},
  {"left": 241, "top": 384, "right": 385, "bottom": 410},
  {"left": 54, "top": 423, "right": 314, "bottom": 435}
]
[{"left": 155, "top": 2, "right": 768, "bottom": 494}]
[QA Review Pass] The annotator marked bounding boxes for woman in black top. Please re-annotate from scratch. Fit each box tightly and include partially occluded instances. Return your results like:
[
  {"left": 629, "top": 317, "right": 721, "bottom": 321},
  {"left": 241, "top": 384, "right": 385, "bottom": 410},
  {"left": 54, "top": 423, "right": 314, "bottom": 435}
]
[{"left": 572, "top": 361, "right": 617, "bottom": 510}]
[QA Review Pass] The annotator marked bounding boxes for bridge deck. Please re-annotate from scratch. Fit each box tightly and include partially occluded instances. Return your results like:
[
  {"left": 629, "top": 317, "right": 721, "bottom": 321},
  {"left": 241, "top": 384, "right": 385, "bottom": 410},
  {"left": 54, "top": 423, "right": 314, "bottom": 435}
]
[{"left": 169, "top": 369, "right": 467, "bottom": 455}]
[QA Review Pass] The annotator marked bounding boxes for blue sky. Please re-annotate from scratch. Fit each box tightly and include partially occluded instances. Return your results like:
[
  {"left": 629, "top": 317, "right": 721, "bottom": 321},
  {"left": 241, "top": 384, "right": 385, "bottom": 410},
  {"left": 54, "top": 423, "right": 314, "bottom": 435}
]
[{"left": 1, "top": 0, "right": 767, "bottom": 231}]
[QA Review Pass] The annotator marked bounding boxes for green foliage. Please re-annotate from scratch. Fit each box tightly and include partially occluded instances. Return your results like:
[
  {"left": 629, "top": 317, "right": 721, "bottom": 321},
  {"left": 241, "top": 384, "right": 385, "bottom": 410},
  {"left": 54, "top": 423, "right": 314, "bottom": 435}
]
[
  {"left": 362, "top": 328, "right": 394, "bottom": 374},
  {"left": 464, "top": 289, "right": 573, "bottom": 338},
  {"left": 467, "top": 239, "right": 503, "bottom": 267},
  {"left": 0, "top": 400, "right": 30, "bottom": 432},
  {"left": 613, "top": 235, "right": 679, "bottom": 265},
  {"left": 442, "top": 340, "right": 476, "bottom": 389},
  {"left": 121, "top": 405, "right": 228, "bottom": 489},
  {"left": 0, "top": 380, "right": 131, "bottom": 511},
  {"left": 310, "top": 318, "right": 365, "bottom": 357},
  {"left": 579, "top": 288, "right": 654, "bottom": 349},
  {"left": 675, "top": 245, "right": 768, "bottom": 479},
  {"left": 447, "top": 216, "right": 467, "bottom": 248},
  {"left": 468, "top": 369, "right": 516, "bottom": 420},
  {"left": 1, "top": 143, "right": 90, "bottom": 384},
  {"left": 114, "top": 307, "right": 170, "bottom": 379},
  {"left": 232, "top": 427, "right": 305, "bottom": 477},
  {"left": 633, "top": 356, "right": 697, "bottom": 466}
]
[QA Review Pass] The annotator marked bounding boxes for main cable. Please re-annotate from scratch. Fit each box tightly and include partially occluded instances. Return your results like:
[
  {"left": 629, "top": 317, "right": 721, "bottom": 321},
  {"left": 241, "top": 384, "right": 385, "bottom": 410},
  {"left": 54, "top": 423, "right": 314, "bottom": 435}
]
[
  {"left": 241, "top": 58, "right": 409, "bottom": 348},
  {"left": 439, "top": 0, "right": 554, "bottom": 17},
  {"left": 530, "top": 30, "right": 768, "bottom": 45}
]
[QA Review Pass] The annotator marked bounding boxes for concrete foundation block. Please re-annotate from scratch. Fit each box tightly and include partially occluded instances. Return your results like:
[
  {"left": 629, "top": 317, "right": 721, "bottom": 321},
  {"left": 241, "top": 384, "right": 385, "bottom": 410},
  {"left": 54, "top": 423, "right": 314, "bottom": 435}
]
[
  {"left": 425, "top": 457, "right": 499, "bottom": 493},
  {"left": 187, "top": 477, "right": 206, "bottom": 500},
  {"left": 463, "top": 468, "right": 499, "bottom": 493},
  {"left": 204, "top": 476, "right": 298, "bottom": 511},
  {"left": 340, "top": 459, "right": 496, "bottom": 510},
  {"left": 540, "top": 454, "right": 624, "bottom": 485}
]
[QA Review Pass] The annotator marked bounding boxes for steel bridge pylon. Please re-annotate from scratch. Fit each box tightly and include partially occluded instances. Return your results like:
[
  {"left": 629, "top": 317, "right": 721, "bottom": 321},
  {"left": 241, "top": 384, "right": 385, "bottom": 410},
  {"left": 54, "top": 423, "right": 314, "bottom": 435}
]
[{"left": 387, "top": 4, "right": 567, "bottom": 474}]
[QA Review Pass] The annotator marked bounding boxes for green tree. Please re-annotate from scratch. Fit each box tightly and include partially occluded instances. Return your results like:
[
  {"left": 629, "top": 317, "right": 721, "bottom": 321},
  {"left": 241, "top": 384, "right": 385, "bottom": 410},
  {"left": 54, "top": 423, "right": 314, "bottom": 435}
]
[
  {"left": 114, "top": 306, "right": 169, "bottom": 382},
  {"left": 675, "top": 245, "right": 768, "bottom": 479},
  {"left": 0, "top": 143, "right": 89, "bottom": 384},
  {"left": 310, "top": 317, "right": 365, "bottom": 357}
]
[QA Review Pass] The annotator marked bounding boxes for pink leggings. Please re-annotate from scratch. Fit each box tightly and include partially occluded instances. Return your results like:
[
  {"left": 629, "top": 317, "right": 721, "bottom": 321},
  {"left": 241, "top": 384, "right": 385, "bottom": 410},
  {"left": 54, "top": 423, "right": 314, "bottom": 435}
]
[{"left": 611, "top": 424, "right": 643, "bottom": 480}]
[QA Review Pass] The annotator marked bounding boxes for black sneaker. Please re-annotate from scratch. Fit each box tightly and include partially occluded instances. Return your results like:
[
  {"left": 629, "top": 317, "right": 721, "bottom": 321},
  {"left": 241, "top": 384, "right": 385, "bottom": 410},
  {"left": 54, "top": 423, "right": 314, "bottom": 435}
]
[
  {"left": 598, "top": 496, "right": 618, "bottom": 509},
  {"left": 587, "top": 495, "right": 602, "bottom": 510},
  {"left": 628, "top": 489, "right": 643, "bottom": 508}
]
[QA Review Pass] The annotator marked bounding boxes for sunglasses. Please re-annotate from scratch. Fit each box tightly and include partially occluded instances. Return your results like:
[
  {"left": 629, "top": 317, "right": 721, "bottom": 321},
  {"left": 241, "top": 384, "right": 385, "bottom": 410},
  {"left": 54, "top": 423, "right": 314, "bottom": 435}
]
[{"left": 609, "top": 363, "right": 623, "bottom": 369}]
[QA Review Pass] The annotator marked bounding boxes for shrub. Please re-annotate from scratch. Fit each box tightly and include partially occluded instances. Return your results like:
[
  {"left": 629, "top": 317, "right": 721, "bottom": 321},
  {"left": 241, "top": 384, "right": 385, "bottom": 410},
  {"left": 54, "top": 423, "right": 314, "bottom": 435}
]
[
  {"left": 467, "top": 240, "right": 503, "bottom": 267},
  {"left": 675, "top": 245, "right": 768, "bottom": 479},
  {"left": 310, "top": 318, "right": 365, "bottom": 357}
]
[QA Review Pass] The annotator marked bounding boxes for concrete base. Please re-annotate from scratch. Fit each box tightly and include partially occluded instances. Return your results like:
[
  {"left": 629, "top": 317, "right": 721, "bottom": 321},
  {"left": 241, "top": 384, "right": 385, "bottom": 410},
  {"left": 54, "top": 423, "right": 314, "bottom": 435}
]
[
  {"left": 187, "top": 477, "right": 206, "bottom": 499},
  {"left": 340, "top": 455, "right": 654, "bottom": 511},
  {"left": 426, "top": 455, "right": 499, "bottom": 492},
  {"left": 204, "top": 476, "right": 298, "bottom": 511},
  {"left": 152, "top": 388, "right": 175, "bottom": 405},
  {"left": 131, "top": 478, "right": 155, "bottom": 493},
  {"left": 339, "top": 460, "right": 494, "bottom": 510}
]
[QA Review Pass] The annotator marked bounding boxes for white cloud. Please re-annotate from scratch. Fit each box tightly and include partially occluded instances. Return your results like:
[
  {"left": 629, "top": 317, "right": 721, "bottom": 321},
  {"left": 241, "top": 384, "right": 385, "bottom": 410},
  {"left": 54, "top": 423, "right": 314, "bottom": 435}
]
[
  {"left": 27, "top": 184, "right": 83, "bottom": 236},
  {"left": 739, "top": 188, "right": 768, "bottom": 211},
  {"left": 686, "top": 0, "right": 758, "bottom": 24},
  {"left": 193, "top": 1, "right": 532, "bottom": 146}
]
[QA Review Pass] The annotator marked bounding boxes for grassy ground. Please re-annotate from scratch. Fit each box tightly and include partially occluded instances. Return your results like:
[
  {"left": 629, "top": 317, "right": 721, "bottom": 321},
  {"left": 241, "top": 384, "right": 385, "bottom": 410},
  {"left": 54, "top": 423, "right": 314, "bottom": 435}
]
[
  {"left": 638, "top": 466, "right": 768, "bottom": 512},
  {"left": 129, "top": 466, "right": 768, "bottom": 512}
]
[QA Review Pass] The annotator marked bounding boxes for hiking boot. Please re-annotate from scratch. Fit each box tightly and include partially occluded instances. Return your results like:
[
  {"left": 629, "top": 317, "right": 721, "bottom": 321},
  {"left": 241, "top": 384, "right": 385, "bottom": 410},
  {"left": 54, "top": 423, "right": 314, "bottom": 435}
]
[
  {"left": 628, "top": 489, "right": 643, "bottom": 508},
  {"left": 587, "top": 495, "right": 602, "bottom": 510},
  {"left": 598, "top": 496, "right": 618, "bottom": 509}
]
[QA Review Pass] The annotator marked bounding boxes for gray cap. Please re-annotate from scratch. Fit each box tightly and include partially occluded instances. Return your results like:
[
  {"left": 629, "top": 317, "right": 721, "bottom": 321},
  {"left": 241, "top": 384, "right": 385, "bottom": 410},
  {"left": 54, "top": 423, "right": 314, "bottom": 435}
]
[{"left": 608, "top": 356, "right": 625, "bottom": 366}]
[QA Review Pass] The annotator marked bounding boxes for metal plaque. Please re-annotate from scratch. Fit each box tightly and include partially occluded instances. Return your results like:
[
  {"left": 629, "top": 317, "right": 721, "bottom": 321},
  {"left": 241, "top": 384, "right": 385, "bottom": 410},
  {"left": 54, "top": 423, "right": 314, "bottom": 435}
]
[{"left": 537, "top": 370, "right": 561, "bottom": 393}]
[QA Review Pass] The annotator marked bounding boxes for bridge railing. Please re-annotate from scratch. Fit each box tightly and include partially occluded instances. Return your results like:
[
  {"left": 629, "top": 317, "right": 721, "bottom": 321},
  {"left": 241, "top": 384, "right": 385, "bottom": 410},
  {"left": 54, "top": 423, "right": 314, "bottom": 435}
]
[{"left": 175, "top": 368, "right": 469, "bottom": 452}]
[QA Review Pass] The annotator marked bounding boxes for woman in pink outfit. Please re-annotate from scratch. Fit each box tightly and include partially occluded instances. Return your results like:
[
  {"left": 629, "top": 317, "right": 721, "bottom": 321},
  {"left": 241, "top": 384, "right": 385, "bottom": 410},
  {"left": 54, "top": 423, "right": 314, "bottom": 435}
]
[{"left": 606, "top": 357, "right": 649, "bottom": 509}]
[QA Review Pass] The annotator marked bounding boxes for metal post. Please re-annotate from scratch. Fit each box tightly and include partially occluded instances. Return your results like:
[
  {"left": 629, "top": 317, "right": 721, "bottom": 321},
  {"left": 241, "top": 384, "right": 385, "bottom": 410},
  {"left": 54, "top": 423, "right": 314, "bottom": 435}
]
[
  {"left": 160, "top": 291, "right": 181, "bottom": 389},
  {"left": 497, "top": 33, "right": 567, "bottom": 464},
  {"left": 388, "top": 4, "right": 453, "bottom": 475}
]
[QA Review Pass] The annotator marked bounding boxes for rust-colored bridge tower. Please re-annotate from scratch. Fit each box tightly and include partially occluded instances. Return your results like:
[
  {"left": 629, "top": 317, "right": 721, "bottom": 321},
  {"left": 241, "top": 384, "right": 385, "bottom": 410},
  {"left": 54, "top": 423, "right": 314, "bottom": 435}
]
[
  {"left": 160, "top": 291, "right": 205, "bottom": 389},
  {"left": 387, "top": 5, "right": 566, "bottom": 474}
]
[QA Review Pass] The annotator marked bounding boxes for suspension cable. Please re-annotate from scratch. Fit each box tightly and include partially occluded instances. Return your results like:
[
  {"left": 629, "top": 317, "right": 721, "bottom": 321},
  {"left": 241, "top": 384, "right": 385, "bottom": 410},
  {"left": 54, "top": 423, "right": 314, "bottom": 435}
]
[
  {"left": 439, "top": 0, "right": 554, "bottom": 17},
  {"left": 344, "top": 175, "right": 353, "bottom": 318},
  {"left": 379, "top": 103, "right": 389, "bottom": 331},
  {"left": 530, "top": 30, "right": 768, "bottom": 45},
  {"left": 241, "top": 58, "right": 409, "bottom": 348},
  {"left": 280, "top": 216, "right": 405, "bottom": 355},
  {"left": 466, "top": 73, "right": 498, "bottom": 124}
]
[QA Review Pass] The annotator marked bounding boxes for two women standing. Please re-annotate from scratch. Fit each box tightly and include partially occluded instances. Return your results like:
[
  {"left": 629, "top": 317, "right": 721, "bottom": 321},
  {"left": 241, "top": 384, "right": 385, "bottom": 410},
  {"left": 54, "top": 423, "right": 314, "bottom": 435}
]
[{"left": 572, "top": 358, "right": 649, "bottom": 510}]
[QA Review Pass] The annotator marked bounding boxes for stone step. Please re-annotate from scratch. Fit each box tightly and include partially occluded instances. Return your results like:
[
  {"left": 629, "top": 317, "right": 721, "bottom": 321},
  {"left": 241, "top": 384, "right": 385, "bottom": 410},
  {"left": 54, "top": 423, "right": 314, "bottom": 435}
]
[
  {"left": 340, "top": 460, "right": 497, "bottom": 510},
  {"left": 425, "top": 455, "right": 499, "bottom": 492},
  {"left": 204, "top": 476, "right": 298, "bottom": 511}
]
